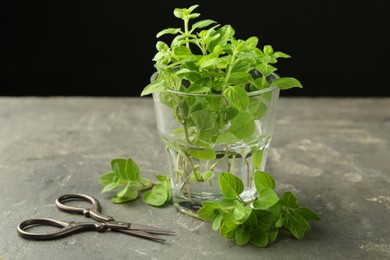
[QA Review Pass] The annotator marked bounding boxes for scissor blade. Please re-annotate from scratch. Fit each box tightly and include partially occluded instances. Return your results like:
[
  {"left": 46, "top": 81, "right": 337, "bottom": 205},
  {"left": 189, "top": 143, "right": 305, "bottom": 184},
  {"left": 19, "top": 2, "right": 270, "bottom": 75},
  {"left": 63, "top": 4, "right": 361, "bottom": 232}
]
[
  {"left": 128, "top": 223, "right": 175, "bottom": 235},
  {"left": 115, "top": 228, "right": 166, "bottom": 242}
]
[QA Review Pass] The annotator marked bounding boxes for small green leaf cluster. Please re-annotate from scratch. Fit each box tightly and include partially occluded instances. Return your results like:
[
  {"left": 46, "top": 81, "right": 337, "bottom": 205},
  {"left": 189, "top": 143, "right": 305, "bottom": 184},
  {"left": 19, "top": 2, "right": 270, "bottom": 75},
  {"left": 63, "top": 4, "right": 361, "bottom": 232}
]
[
  {"left": 141, "top": 4, "right": 302, "bottom": 98},
  {"left": 99, "top": 158, "right": 171, "bottom": 206},
  {"left": 197, "top": 171, "right": 321, "bottom": 247}
]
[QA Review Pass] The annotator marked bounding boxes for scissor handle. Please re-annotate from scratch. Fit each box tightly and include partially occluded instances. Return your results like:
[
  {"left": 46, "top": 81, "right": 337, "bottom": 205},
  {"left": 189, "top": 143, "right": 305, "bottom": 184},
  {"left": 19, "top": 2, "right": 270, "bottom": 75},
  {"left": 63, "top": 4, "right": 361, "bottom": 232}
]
[
  {"left": 17, "top": 218, "right": 106, "bottom": 240},
  {"left": 56, "top": 193, "right": 114, "bottom": 222}
]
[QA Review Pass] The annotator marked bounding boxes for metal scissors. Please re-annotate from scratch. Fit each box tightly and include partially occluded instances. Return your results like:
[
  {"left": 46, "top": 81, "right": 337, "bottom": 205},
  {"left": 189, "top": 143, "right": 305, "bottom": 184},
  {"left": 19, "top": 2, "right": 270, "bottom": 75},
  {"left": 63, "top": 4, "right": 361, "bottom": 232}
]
[{"left": 17, "top": 193, "right": 175, "bottom": 242}]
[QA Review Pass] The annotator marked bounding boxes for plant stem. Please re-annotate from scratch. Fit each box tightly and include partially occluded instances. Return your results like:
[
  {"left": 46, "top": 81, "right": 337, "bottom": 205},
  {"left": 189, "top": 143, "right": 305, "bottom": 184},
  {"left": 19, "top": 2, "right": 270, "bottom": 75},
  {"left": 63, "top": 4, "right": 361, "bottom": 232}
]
[
  {"left": 223, "top": 49, "right": 237, "bottom": 90},
  {"left": 236, "top": 196, "right": 247, "bottom": 206},
  {"left": 184, "top": 18, "right": 190, "bottom": 49},
  {"left": 231, "top": 154, "right": 236, "bottom": 174}
]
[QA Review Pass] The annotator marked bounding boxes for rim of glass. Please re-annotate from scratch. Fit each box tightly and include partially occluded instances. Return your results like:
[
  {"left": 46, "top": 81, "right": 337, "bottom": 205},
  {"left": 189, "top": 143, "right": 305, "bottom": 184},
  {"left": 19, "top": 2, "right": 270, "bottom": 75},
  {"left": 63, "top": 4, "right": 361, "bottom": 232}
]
[{"left": 150, "top": 71, "right": 279, "bottom": 97}]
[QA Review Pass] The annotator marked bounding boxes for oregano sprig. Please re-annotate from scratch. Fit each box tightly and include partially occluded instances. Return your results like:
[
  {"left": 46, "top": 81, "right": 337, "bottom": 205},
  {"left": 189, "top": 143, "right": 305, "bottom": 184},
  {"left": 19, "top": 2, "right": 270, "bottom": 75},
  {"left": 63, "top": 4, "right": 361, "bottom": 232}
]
[
  {"left": 98, "top": 157, "right": 171, "bottom": 206},
  {"left": 197, "top": 171, "right": 321, "bottom": 247}
]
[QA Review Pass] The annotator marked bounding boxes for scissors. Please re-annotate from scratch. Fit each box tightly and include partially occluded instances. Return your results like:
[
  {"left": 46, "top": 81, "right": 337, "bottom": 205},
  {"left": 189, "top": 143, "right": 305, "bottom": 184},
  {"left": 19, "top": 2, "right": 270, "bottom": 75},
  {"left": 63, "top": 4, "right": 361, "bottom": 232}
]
[{"left": 17, "top": 193, "right": 175, "bottom": 242}]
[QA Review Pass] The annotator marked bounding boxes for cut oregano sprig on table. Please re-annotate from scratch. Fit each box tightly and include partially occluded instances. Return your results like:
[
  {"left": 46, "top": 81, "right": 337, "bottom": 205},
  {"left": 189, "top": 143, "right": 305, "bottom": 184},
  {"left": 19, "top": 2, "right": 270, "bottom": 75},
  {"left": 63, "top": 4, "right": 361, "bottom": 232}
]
[
  {"left": 98, "top": 157, "right": 171, "bottom": 206},
  {"left": 197, "top": 171, "right": 321, "bottom": 247}
]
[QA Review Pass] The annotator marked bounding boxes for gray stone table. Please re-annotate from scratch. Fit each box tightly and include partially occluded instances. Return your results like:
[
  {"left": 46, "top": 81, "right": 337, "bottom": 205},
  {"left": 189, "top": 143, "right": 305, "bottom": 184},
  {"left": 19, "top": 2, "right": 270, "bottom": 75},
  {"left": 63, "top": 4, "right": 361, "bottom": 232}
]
[{"left": 0, "top": 97, "right": 389, "bottom": 260}]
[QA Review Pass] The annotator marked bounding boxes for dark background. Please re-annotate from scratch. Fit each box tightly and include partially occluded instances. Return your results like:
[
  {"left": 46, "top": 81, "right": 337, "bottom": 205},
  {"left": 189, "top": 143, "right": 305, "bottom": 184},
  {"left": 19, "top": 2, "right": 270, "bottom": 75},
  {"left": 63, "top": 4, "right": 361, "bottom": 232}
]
[{"left": 3, "top": 0, "right": 390, "bottom": 97}]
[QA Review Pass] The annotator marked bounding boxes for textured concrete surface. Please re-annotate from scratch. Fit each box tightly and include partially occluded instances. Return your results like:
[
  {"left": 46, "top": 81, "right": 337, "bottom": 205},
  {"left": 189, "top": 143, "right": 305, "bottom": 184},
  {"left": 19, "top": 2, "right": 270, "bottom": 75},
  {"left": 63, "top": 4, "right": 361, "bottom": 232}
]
[{"left": 0, "top": 97, "right": 389, "bottom": 260}]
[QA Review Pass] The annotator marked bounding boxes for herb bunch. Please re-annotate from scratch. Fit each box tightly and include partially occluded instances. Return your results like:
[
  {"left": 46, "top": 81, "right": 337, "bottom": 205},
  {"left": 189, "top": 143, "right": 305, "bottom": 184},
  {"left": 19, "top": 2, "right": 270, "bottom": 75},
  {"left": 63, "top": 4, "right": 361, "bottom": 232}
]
[
  {"left": 140, "top": 5, "right": 303, "bottom": 193},
  {"left": 198, "top": 171, "right": 321, "bottom": 247}
]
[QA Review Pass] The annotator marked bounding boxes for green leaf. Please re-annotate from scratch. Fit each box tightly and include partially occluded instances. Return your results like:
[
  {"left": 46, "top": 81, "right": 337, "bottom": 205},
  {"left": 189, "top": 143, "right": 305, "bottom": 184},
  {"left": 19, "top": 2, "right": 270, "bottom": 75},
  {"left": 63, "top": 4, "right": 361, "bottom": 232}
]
[
  {"left": 200, "top": 57, "right": 228, "bottom": 69},
  {"left": 101, "top": 182, "right": 118, "bottom": 193},
  {"left": 250, "top": 226, "right": 269, "bottom": 247},
  {"left": 283, "top": 211, "right": 311, "bottom": 240},
  {"left": 215, "top": 132, "right": 240, "bottom": 145},
  {"left": 253, "top": 209, "right": 274, "bottom": 228},
  {"left": 190, "top": 110, "right": 217, "bottom": 131},
  {"left": 245, "top": 36, "right": 258, "bottom": 48},
  {"left": 254, "top": 171, "right": 275, "bottom": 192},
  {"left": 142, "top": 184, "right": 168, "bottom": 206},
  {"left": 197, "top": 201, "right": 220, "bottom": 221},
  {"left": 263, "top": 45, "right": 273, "bottom": 55},
  {"left": 220, "top": 214, "right": 238, "bottom": 239},
  {"left": 223, "top": 86, "right": 249, "bottom": 111},
  {"left": 155, "top": 175, "right": 168, "bottom": 182},
  {"left": 141, "top": 80, "right": 166, "bottom": 96},
  {"left": 280, "top": 191, "right": 299, "bottom": 208},
  {"left": 111, "top": 190, "right": 138, "bottom": 203},
  {"left": 218, "top": 198, "right": 235, "bottom": 208},
  {"left": 208, "top": 25, "right": 235, "bottom": 52},
  {"left": 227, "top": 72, "right": 252, "bottom": 86},
  {"left": 125, "top": 158, "right": 140, "bottom": 181},
  {"left": 235, "top": 227, "right": 253, "bottom": 246},
  {"left": 187, "top": 4, "right": 199, "bottom": 12},
  {"left": 139, "top": 177, "right": 154, "bottom": 190},
  {"left": 257, "top": 64, "right": 277, "bottom": 77},
  {"left": 192, "top": 19, "right": 217, "bottom": 29},
  {"left": 231, "top": 200, "right": 252, "bottom": 224},
  {"left": 272, "top": 51, "right": 291, "bottom": 59},
  {"left": 156, "top": 41, "right": 169, "bottom": 51},
  {"left": 272, "top": 77, "right": 303, "bottom": 90},
  {"left": 275, "top": 215, "right": 284, "bottom": 228},
  {"left": 201, "top": 171, "right": 215, "bottom": 181},
  {"left": 243, "top": 211, "right": 257, "bottom": 228},
  {"left": 98, "top": 172, "right": 116, "bottom": 186},
  {"left": 173, "top": 46, "right": 192, "bottom": 56},
  {"left": 252, "top": 150, "right": 263, "bottom": 170},
  {"left": 212, "top": 214, "right": 223, "bottom": 230},
  {"left": 248, "top": 98, "right": 268, "bottom": 119},
  {"left": 227, "top": 112, "right": 255, "bottom": 139},
  {"left": 253, "top": 188, "right": 279, "bottom": 209},
  {"left": 294, "top": 207, "right": 321, "bottom": 221},
  {"left": 117, "top": 184, "right": 129, "bottom": 197},
  {"left": 173, "top": 8, "right": 185, "bottom": 19},
  {"left": 186, "top": 149, "right": 216, "bottom": 160},
  {"left": 252, "top": 77, "right": 270, "bottom": 90},
  {"left": 156, "top": 28, "right": 181, "bottom": 38},
  {"left": 219, "top": 172, "right": 244, "bottom": 199},
  {"left": 268, "top": 229, "right": 279, "bottom": 243}
]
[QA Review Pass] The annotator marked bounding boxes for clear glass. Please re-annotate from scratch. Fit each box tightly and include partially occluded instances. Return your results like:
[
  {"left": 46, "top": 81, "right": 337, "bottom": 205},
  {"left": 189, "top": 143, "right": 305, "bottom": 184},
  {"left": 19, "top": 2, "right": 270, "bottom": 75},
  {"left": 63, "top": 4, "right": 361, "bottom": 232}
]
[{"left": 152, "top": 75, "right": 280, "bottom": 217}]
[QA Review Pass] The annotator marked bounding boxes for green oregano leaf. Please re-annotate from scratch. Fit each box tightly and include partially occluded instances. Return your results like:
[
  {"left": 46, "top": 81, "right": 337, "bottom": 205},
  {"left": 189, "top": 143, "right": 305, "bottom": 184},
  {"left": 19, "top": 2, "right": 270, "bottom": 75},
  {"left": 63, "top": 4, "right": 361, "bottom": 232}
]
[
  {"left": 254, "top": 170, "right": 275, "bottom": 192},
  {"left": 219, "top": 172, "right": 244, "bottom": 199},
  {"left": 280, "top": 191, "right": 299, "bottom": 209},
  {"left": 283, "top": 211, "right": 311, "bottom": 240},
  {"left": 198, "top": 201, "right": 220, "bottom": 221},
  {"left": 186, "top": 148, "right": 216, "bottom": 160},
  {"left": 142, "top": 184, "right": 168, "bottom": 206},
  {"left": 212, "top": 214, "right": 223, "bottom": 230},
  {"left": 272, "top": 77, "right": 303, "bottom": 90},
  {"left": 98, "top": 172, "right": 116, "bottom": 186},
  {"left": 101, "top": 182, "right": 118, "bottom": 193},
  {"left": 235, "top": 227, "right": 253, "bottom": 246},
  {"left": 156, "top": 28, "right": 181, "bottom": 38},
  {"left": 253, "top": 188, "right": 279, "bottom": 209},
  {"left": 192, "top": 19, "right": 217, "bottom": 29},
  {"left": 223, "top": 86, "right": 249, "bottom": 111},
  {"left": 141, "top": 80, "right": 166, "bottom": 96},
  {"left": 294, "top": 207, "right": 321, "bottom": 221},
  {"left": 111, "top": 190, "right": 138, "bottom": 204},
  {"left": 227, "top": 112, "right": 255, "bottom": 139},
  {"left": 250, "top": 226, "right": 269, "bottom": 247}
]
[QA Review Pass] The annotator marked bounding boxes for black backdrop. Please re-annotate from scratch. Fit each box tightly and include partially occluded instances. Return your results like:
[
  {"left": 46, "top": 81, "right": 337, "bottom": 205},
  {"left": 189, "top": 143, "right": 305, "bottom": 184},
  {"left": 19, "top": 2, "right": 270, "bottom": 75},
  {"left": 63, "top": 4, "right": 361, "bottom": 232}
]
[{"left": 3, "top": 0, "right": 390, "bottom": 97}]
